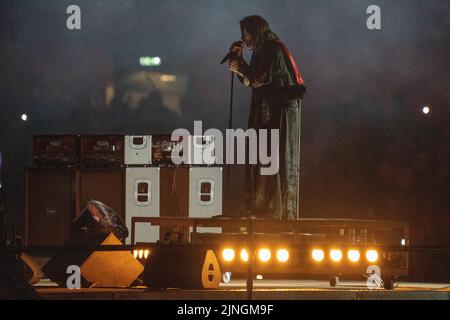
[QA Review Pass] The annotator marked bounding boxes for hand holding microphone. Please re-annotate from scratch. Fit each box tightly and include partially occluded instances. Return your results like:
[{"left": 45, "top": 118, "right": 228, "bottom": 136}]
[
  {"left": 220, "top": 40, "right": 244, "bottom": 64},
  {"left": 229, "top": 41, "right": 244, "bottom": 57}
]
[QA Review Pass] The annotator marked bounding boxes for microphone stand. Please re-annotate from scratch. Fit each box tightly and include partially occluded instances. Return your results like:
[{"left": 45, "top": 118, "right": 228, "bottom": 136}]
[
  {"left": 225, "top": 72, "right": 234, "bottom": 217},
  {"left": 296, "top": 100, "right": 302, "bottom": 220}
]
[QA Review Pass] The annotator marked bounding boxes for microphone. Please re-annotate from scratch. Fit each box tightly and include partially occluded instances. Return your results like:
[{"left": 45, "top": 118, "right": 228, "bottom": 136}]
[{"left": 220, "top": 41, "right": 243, "bottom": 64}]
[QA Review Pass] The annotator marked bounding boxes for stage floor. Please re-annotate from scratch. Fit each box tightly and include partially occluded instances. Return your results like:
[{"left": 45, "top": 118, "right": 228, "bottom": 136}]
[{"left": 35, "top": 279, "right": 450, "bottom": 300}]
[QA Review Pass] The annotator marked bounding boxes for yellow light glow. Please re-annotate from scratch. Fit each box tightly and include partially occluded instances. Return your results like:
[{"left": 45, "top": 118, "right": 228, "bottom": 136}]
[
  {"left": 312, "top": 249, "right": 325, "bottom": 262},
  {"left": 133, "top": 250, "right": 138, "bottom": 259},
  {"left": 144, "top": 249, "right": 150, "bottom": 259},
  {"left": 347, "top": 249, "right": 360, "bottom": 262},
  {"left": 240, "top": 249, "right": 249, "bottom": 262},
  {"left": 330, "top": 249, "right": 343, "bottom": 262},
  {"left": 160, "top": 74, "right": 177, "bottom": 82},
  {"left": 138, "top": 249, "right": 144, "bottom": 259},
  {"left": 222, "top": 248, "right": 235, "bottom": 262},
  {"left": 276, "top": 249, "right": 289, "bottom": 262},
  {"left": 366, "top": 250, "right": 379, "bottom": 263},
  {"left": 258, "top": 248, "right": 271, "bottom": 262}
]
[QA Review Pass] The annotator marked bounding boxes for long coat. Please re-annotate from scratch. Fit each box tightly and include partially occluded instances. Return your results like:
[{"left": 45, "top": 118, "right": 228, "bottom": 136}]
[{"left": 238, "top": 39, "right": 304, "bottom": 220}]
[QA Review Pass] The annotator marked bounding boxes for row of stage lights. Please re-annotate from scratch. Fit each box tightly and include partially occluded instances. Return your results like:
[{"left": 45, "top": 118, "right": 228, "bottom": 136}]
[
  {"left": 133, "top": 249, "right": 150, "bottom": 260},
  {"left": 221, "top": 248, "right": 379, "bottom": 264},
  {"left": 132, "top": 247, "right": 379, "bottom": 264},
  {"left": 222, "top": 248, "right": 290, "bottom": 263}
]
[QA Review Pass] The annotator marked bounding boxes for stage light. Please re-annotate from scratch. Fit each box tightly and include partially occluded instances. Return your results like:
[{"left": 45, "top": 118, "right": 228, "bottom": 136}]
[
  {"left": 140, "top": 56, "right": 161, "bottom": 67},
  {"left": 276, "top": 249, "right": 289, "bottom": 263},
  {"left": 311, "top": 249, "right": 325, "bottom": 262},
  {"left": 21, "top": 114, "right": 28, "bottom": 121},
  {"left": 422, "top": 106, "right": 430, "bottom": 114},
  {"left": 347, "top": 249, "right": 360, "bottom": 262},
  {"left": 258, "top": 248, "right": 271, "bottom": 263},
  {"left": 160, "top": 74, "right": 177, "bottom": 82},
  {"left": 222, "top": 248, "right": 235, "bottom": 262},
  {"left": 134, "top": 249, "right": 150, "bottom": 260},
  {"left": 366, "top": 250, "right": 379, "bottom": 263},
  {"left": 330, "top": 249, "right": 343, "bottom": 262},
  {"left": 240, "top": 249, "right": 249, "bottom": 262}
]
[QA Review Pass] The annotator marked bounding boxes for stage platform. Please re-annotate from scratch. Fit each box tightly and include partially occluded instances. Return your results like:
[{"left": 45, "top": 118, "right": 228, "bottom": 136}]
[{"left": 35, "top": 280, "right": 450, "bottom": 300}]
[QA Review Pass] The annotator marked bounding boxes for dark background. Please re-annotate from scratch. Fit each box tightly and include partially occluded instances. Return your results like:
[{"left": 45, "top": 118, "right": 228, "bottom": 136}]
[{"left": 0, "top": 0, "right": 449, "bottom": 281}]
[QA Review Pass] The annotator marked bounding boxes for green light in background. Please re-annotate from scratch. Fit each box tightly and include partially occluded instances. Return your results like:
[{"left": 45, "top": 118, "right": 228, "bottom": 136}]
[{"left": 140, "top": 56, "right": 161, "bottom": 66}]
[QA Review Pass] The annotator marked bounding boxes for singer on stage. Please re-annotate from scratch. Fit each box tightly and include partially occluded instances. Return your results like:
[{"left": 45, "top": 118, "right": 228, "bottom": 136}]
[{"left": 228, "top": 15, "right": 305, "bottom": 220}]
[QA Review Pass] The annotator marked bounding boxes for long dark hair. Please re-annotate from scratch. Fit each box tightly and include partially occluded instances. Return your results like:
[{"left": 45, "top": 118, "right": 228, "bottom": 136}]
[{"left": 240, "top": 15, "right": 279, "bottom": 50}]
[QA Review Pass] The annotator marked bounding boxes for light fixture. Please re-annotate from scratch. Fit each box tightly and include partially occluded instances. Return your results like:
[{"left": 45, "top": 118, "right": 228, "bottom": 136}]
[
  {"left": 240, "top": 249, "right": 249, "bottom": 262},
  {"left": 276, "top": 249, "right": 289, "bottom": 263},
  {"left": 366, "top": 249, "right": 379, "bottom": 263},
  {"left": 311, "top": 249, "right": 325, "bottom": 262},
  {"left": 258, "top": 248, "right": 271, "bottom": 262},
  {"left": 330, "top": 249, "right": 343, "bottom": 262},
  {"left": 222, "top": 248, "right": 235, "bottom": 262},
  {"left": 139, "top": 56, "right": 161, "bottom": 67},
  {"left": 347, "top": 249, "right": 360, "bottom": 262},
  {"left": 134, "top": 249, "right": 149, "bottom": 260},
  {"left": 21, "top": 114, "right": 28, "bottom": 121},
  {"left": 160, "top": 74, "right": 177, "bottom": 82}
]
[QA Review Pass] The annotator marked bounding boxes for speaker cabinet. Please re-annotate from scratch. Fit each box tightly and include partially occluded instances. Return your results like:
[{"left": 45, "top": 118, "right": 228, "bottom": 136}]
[
  {"left": 80, "top": 233, "right": 144, "bottom": 287},
  {"left": 25, "top": 167, "right": 75, "bottom": 245},
  {"left": 143, "top": 249, "right": 221, "bottom": 289},
  {"left": 125, "top": 167, "right": 160, "bottom": 244},
  {"left": 42, "top": 233, "right": 143, "bottom": 288},
  {"left": 77, "top": 168, "right": 125, "bottom": 221},
  {"left": 189, "top": 167, "right": 223, "bottom": 234},
  {"left": 125, "top": 135, "right": 152, "bottom": 165}
]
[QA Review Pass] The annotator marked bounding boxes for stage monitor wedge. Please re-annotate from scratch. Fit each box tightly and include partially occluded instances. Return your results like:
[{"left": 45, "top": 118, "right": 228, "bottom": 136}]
[
  {"left": 80, "top": 233, "right": 144, "bottom": 287},
  {"left": 143, "top": 248, "right": 221, "bottom": 289},
  {"left": 43, "top": 232, "right": 143, "bottom": 288}
]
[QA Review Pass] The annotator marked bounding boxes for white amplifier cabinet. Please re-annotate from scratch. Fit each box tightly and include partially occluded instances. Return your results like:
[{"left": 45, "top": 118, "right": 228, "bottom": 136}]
[
  {"left": 189, "top": 167, "right": 222, "bottom": 234},
  {"left": 125, "top": 135, "right": 152, "bottom": 165},
  {"left": 125, "top": 167, "right": 160, "bottom": 244},
  {"left": 187, "top": 135, "right": 216, "bottom": 165}
]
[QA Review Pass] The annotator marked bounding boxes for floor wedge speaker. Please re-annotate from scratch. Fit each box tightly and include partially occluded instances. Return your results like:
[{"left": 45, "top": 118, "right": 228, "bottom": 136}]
[
  {"left": 143, "top": 248, "right": 221, "bottom": 289},
  {"left": 42, "top": 232, "right": 143, "bottom": 288}
]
